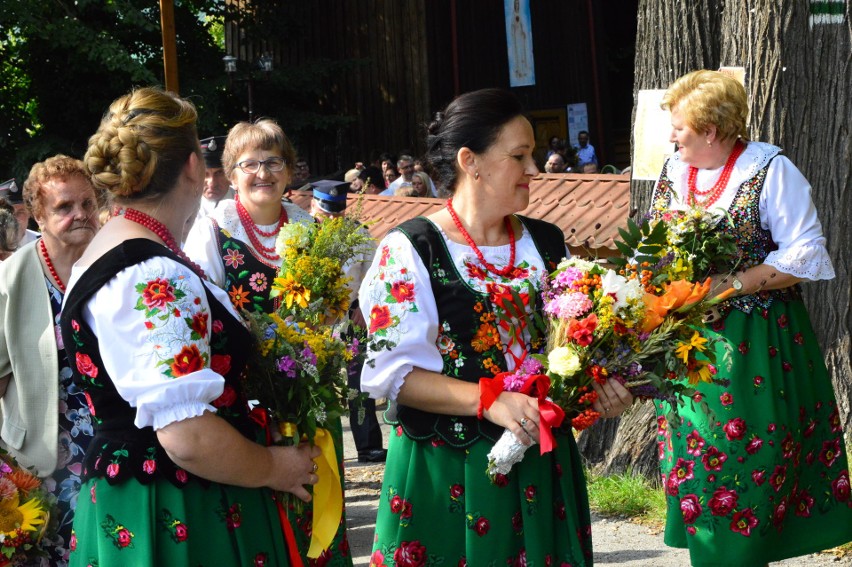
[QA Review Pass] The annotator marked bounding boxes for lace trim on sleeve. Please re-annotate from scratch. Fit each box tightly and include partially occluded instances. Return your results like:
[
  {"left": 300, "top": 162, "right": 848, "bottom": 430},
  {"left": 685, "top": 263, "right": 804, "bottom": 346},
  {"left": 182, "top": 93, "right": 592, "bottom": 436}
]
[{"left": 764, "top": 244, "right": 835, "bottom": 281}]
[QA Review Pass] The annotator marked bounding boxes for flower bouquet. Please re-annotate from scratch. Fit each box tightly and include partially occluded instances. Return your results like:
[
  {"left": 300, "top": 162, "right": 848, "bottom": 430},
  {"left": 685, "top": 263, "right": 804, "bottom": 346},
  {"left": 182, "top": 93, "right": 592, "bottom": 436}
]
[
  {"left": 486, "top": 206, "right": 737, "bottom": 477},
  {"left": 0, "top": 450, "right": 52, "bottom": 566},
  {"left": 243, "top": 214, "right": 373, "bottom": 558}
]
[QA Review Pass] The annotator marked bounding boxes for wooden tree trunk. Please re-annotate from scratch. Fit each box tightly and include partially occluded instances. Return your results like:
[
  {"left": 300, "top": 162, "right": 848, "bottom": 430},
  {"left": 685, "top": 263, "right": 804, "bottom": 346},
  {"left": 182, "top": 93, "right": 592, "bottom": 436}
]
[{"left": 583, "top": 0, "right": 852, "bottom": 478}]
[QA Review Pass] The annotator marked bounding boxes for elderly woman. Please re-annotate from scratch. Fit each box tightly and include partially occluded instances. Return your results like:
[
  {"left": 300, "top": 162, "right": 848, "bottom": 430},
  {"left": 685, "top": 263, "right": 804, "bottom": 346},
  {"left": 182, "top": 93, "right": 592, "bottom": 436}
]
[
  {"left": 651, "top": 70, "right": 852, "bottom": 566},
  {"left": 184, "top": 119, "right": 353, "bottom": 566},
  {"left": 0, "top": 155, "right": 102, "bottom": 565},
  {"left": 60, "top": 87, "right": 319, "bottom": 566},
  {"left": 359, "top": 88, "right": 632, "bottom": 565}
]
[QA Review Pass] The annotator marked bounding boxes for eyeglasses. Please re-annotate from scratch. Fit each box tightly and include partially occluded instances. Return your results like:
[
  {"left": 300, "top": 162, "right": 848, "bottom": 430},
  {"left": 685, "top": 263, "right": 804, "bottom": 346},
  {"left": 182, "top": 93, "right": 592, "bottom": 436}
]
[{"left": 236, "top": 157, "right": 287, "bottom": 174}]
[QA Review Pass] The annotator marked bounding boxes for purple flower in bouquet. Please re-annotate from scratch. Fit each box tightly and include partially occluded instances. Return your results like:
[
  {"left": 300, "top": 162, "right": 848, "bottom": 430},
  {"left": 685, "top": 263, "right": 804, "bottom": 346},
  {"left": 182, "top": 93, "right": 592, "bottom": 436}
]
[
  {"left": 300, "top": 346, "right": 317, "bottom": 366},
  {"left": 519, "top": 357, "right": 544, "bottom": 375},
  {"left": 277, "top": 356, "right": 297, "bottom": 378},
  {"left": 348, "top": 337, "right": 360, "bottom": 356},
  {"left": 503, "top": 372, "right": 527, "bottom": 392}
]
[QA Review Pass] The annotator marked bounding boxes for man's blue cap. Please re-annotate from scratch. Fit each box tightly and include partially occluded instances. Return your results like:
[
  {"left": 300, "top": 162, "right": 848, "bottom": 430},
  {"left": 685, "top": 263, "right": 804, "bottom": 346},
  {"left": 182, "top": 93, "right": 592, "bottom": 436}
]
[{"left": 312, "top": 179, "right": 349, "bottom": 213}]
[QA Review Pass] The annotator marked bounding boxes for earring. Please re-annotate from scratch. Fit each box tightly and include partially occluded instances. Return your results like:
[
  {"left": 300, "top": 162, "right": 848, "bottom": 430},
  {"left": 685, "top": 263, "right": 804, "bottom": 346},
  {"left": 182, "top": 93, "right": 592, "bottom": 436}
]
[
  {"left": 706, "top": 140, "right": 712, "bottom": 147},
  {"left": 474, "top": 172, "right": 480, "bottom": 180}
]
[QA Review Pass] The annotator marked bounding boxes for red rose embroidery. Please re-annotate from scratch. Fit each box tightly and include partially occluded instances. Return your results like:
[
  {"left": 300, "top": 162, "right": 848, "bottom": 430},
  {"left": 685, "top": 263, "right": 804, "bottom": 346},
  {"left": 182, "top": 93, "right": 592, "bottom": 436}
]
[
  {"left": 212, "top": 384, "right": 238, "bottom": 408},
  {"left": 369, "top": 305, "right": 393, "bottom": 333},
  {"left": 142, "top": 459, "right": 156, "bottom": 475},
  {"left": 769, "top": 465, "right": 787, "bottom": 492},
  {"left": 745, "top": 437, "right": 763, "bottom": 455},
  {"left": 449, "top": 484, "right": 464, "bottom": 500},
  {"left": 117, "top": 528, "right": 133, "bottom": 547},
  {"left": 191, "top": 312, "right": 208, "bottom": 338},
  {"left": 772, "top": 498, "right": 788, "bottom": 530},
  {"left": 226, "top": 503, "right": 242, "bottom": 530},
  {"left": 795, "top": 489, "right": 814, "bottom": 517},
  {"left": 175, "top": 522, "right": 188, "bottom": 542},
  {"left": 106, "top": 463, "right": 119, "bottom": 478},
  {"left": 70, "top": 531, "right": 77, "bottom": 551},
  {"left": 723, "top": 418, "right": 746, "bottom": 441},
  {"left": 702, "top": 447, "right": 728, "bottom": 471},
  {"left": 524, "top": 485, "right": 537, "bottom": 501},
  {"left": 473, "top": 516, "right": 490, "bottom": 536},
  {"left": 84, "top": 391, "right": 97, "bottom": 417},
  {"left": 212, "top": 320, "right": 224, "bottom": 334},
  {"left": 730, "top": 508, "right": 758, "bottom": 536},
  {"left": 211, "top": 354, "right": 232, "bottom": 377},
  {"left": 832, "top": 470, "right": 850, "bottom": 502},
  {"left": 393, "top": 540, "right": 427, "bottom": 567},
  {"left": 708, "top": 486, "right": 738, "bottom": 516},
  {"left": 752, "top": 469, "right": 766, "bottom": 486},
  {"left": 719, "top": 392, "right": 733, "bottom": 406},
  {"left": 142, "top": 278, "right": 176, "bottom": 309},
  {"left": 685, "top": 430, "right": 705, "bottom": 456},
  {"left": 171, "top": 345, "right": 204, "bottom": 376},
  {"left": 493, "top": 473, "right": 509, "bottom": 487},
  {"left": 819, "top": 438, "right": 841, "bottom": 467},
  {"left": 390, "top": 495, "right": 403, "bottom": 514},
  {"left": 679, "top": 494, "right": 702, "bottom": 524},
  {"left": 76, "top": 352, "right": 99, "bottom": 379},
  {"left": 390, "top": 281, "right": 415, "bottom": 303},
  {"left": 176, "top": 469, "right": 188, "bottom": 484}
]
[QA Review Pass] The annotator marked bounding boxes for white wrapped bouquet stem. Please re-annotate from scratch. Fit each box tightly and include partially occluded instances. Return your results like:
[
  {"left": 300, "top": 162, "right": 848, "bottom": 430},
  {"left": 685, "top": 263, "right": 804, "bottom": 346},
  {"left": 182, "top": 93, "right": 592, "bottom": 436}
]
[{"left": 486, "top": 428, "right": 537, "bottom": 477}]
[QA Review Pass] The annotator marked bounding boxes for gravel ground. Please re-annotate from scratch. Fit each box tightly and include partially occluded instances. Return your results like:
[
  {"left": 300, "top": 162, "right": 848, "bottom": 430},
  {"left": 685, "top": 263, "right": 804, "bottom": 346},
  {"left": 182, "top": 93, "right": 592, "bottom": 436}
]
[{"left": 341, "top": 415, "right": 850, "bottom": 567}]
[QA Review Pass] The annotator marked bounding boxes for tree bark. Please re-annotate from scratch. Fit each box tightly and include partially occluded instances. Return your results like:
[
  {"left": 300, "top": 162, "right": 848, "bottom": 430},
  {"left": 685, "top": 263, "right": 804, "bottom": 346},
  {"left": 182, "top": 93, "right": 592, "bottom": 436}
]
[{"left": 586, "top": 0, "right": 852, "bottom": 478}]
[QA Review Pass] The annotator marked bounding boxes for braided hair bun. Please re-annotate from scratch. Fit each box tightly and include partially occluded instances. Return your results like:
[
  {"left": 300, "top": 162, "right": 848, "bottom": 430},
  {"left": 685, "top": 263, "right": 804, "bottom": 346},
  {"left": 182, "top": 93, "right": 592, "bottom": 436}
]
[{"left": 85, "top": 88, "right": 198, "bottom": 201}]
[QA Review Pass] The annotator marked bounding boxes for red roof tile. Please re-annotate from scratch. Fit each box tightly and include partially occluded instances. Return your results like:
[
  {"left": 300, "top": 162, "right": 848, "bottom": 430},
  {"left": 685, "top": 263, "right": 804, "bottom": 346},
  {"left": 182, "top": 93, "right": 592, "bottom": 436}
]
[{"left": 289, "top": 172, "right": 631, "bottom": 259}]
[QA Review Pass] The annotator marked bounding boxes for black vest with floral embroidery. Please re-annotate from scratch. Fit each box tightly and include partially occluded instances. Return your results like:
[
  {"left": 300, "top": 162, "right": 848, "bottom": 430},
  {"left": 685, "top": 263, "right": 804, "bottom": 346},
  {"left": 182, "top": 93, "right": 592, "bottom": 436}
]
[
  {"left": 60, "top": 239, "right": 256, "bottom": 488},
  {"left": 652, "top": 155, "right": 800, "bottom": 318},
  {"left": 390, "top": 216, "right": 565, "bottom": 448},
  {"left": 213, "top": 220, "right": 281, "bottom": 314}
]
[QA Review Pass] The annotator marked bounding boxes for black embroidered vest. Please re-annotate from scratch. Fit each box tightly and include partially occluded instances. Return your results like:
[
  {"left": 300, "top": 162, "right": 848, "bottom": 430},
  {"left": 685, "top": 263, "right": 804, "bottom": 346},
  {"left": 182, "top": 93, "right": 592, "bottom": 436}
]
[
  {"left": 390, "top": 216, "right": 565, "bottom": 448},
  {"left": 652, "top": 156, "right": 801, "bottom": 318},
  {"left": 60, "top": 239, "right": 255, "bottom": 488},
  {"left": 213, "top": 220, "right": 280, "bottom": 314}
]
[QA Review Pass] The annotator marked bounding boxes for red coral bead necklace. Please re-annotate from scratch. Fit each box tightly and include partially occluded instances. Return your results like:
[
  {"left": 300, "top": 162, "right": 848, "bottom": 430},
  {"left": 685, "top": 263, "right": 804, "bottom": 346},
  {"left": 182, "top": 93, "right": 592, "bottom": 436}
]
[
  {"left": 39, "top": 238, "right": 66, "bottom": 293},
  {"left": 120, "top": 208, "right": 207, "bottom": 279},
  {"left": 687, "top": 140, "right": 746, "bottom": 207},
  {"left": 446, "top": 197, "right": 517, "bottom": 278},
  {"left": 235, "top": 194, "right": 287, "bottom": 262}
]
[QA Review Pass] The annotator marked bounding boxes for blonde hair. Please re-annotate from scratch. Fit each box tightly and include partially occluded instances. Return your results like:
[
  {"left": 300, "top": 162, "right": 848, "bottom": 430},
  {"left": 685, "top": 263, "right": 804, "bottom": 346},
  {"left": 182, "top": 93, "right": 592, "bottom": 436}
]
[
  {"left": 23, "top": 155, "right": 102, "bottom": 219},
  {"left": 84, "top": 87, "right": 199, "bottom": 201},
  {"left": 410, "top": 171, "right": 430, "bottom": 196},
  {"left": 661, "top": 70, "right": 749, "bottom": 142},
  {"left": 222, "top": 119, "right": 296, "bottom": 181}
]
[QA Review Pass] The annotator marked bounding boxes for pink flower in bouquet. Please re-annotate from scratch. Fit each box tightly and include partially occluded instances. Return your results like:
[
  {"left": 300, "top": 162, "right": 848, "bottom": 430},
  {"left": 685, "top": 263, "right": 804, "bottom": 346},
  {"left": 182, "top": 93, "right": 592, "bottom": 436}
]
[
  {"left": 544, "top": 291, "right": 592, "bottom": 319},
  {"left": 553, "top": 266, "right": 584, "bottom": 289}
]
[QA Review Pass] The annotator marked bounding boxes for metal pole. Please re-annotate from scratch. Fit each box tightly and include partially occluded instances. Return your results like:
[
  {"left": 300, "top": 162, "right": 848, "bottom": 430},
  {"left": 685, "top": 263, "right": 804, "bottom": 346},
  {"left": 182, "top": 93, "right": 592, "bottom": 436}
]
[{"left": 159, "top": 0, "right": 179, "bottom": 94}]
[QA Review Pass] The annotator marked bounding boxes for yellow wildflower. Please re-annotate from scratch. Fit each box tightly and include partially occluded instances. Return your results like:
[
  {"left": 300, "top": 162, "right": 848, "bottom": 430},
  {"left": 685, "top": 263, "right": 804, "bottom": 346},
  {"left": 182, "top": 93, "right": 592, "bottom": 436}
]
[{"left": 271, "top": 275, "right": 312, "bottom": 309}]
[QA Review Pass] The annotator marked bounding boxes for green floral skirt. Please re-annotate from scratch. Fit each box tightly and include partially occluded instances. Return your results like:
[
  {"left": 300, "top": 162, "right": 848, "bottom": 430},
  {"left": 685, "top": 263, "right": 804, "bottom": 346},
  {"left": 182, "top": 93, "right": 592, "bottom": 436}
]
[
  {"left": 369, "top": 426, "right": 593, "bottom": 566},
  {"left": 70, "top": 477, "right": 291, "bottom": 567},
  {"left": 657, "top": 300, "right": 852, "bottom": 567}
]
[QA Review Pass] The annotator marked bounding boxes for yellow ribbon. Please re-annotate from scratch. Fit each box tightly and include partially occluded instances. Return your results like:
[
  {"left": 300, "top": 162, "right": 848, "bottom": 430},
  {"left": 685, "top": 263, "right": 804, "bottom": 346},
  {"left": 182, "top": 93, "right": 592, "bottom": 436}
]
[{"left": 307, "top": 427, "right": 342, "bottom": 558}]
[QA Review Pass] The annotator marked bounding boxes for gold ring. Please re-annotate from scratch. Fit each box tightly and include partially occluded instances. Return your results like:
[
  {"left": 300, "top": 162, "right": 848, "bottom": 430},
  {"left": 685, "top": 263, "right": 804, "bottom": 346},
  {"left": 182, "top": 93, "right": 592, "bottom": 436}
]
[{"left": 312, "top": 462, "right": 318, "bottom": 473}]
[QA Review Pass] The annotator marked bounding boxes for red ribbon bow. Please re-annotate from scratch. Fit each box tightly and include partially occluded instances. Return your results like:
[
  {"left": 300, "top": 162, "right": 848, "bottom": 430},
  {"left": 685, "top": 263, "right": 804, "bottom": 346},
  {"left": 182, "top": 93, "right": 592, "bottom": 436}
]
[{"left": 479, "top": 372, "right": 565, "bottom": 455}]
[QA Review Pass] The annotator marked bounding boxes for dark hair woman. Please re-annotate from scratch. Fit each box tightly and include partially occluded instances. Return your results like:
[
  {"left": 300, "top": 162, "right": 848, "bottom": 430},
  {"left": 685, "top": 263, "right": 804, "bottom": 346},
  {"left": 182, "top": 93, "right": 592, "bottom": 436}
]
[{"left": 358, "top": 88, "right": 632, "bottom": 565}]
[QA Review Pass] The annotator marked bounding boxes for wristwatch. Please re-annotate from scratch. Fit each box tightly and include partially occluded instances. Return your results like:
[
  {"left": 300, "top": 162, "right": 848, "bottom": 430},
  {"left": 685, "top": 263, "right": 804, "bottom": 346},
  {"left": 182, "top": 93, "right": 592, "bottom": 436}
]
[{"left": 731, "top": 275, "right": 744, "bottom": 295}]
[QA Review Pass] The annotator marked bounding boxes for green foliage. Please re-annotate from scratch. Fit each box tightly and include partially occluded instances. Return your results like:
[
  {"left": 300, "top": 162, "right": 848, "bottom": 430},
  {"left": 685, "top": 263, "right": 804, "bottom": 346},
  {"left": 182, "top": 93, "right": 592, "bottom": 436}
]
[
  {"left": 0, "top": 0, "right": 360, "bottom": 183},
  {"left": 585, "top": 469, "right": 667, "bottom": 524}
]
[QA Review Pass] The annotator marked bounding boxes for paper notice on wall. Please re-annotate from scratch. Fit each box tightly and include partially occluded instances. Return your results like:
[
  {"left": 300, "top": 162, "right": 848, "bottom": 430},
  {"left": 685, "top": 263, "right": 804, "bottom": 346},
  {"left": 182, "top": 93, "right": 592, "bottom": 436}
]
[{"left": 632, "top": 89, "right": 673, "bottom": 181}]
